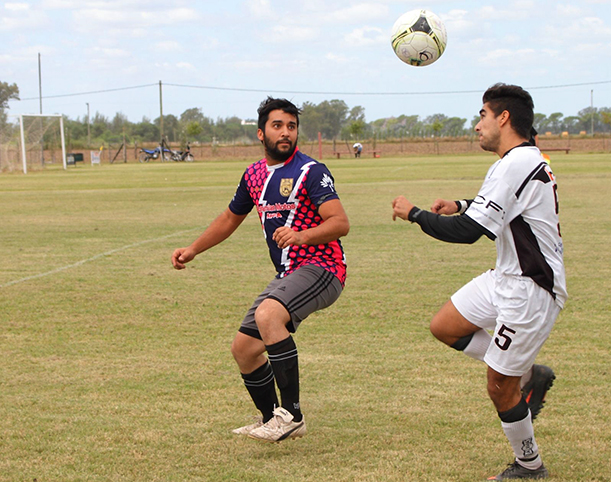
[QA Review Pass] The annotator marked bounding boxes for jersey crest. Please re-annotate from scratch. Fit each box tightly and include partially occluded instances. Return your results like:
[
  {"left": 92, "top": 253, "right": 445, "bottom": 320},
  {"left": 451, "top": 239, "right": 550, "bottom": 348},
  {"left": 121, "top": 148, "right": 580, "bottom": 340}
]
[{"left": 280, "top": 178, "right": 293, "bottom": 197}]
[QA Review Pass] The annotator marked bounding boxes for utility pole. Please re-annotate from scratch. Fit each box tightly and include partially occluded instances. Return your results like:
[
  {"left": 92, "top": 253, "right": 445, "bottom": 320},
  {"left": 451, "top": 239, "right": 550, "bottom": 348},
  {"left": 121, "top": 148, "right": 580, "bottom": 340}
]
[
  {"left": 591, "top": 90, "right": 594, "bottom": 137},
  {"left": 86, "top": 102, "right": 91, "bottom": 147},
  {"left": 38, "top": 53, "right": 44, "bottom": 166},
  {"left": 159, "top": 80, "right": 164, "bottom": 145}
]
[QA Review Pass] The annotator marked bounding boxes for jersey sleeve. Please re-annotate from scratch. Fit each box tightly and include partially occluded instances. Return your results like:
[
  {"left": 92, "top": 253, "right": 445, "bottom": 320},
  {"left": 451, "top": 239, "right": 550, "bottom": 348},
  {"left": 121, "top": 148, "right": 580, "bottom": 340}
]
[
  {"left": 409, "top": 207, "right": 495, "bottom": 243},
  {"left": 465, "top": 175, "right": 514, "bottom": 238},
  {"left": 228, "top": 172, "right": 255, "bottom": 215},
  {"left": 305, "top": 163, "right": 340, "bottom": 207}
]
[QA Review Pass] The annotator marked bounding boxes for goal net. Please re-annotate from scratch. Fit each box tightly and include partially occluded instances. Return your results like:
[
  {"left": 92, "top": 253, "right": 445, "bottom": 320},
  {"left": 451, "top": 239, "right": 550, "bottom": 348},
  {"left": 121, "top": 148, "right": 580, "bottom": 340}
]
[{"left": 0, "top": 114, "right": 66, "bottom": 174}]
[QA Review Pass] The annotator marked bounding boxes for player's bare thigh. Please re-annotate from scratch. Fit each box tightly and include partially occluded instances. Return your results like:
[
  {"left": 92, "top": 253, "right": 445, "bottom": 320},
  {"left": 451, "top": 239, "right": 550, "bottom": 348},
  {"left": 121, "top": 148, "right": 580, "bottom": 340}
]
[{"left": 430, "top": 300, "right": 481, "bottom": 346}]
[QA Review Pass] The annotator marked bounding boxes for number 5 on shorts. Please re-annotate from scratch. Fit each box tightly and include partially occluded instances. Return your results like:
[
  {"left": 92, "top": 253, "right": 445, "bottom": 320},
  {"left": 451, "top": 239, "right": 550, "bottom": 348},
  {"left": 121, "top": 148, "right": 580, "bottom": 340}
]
[{"left": 494, "top": 324, "right": 516, "bottom": 351}]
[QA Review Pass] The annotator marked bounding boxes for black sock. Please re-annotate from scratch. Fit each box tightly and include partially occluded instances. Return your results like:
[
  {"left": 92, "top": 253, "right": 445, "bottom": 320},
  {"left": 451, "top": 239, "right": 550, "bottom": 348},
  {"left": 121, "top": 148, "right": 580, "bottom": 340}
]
[
  {"left": 266, "top": 336, "right": 302, "bottom": 422},
  {"left": 241, "top": 361, "right": 278, "bottom": 423}
]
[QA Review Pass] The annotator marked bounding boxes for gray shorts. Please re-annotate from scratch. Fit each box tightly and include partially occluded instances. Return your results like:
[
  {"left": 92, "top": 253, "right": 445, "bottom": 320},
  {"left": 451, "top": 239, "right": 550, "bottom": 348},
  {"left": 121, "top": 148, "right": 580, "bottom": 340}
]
[{"left": 239, "top": 265, "right": 343, "bottom": 340}]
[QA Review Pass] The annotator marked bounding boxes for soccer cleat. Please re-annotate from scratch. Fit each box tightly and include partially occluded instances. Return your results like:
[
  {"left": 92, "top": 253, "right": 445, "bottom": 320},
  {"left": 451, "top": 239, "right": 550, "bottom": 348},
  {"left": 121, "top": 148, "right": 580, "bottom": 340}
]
[
  {"left": 231, "top": 417, "right": 263, "bottom": 436},
  {"left": 248, "top": 407, "right": 306, "bottom": 443},
  {"left": 488, "top": 461, "right": 548, "bottom": 480},
  {"left": 522, "top": 365, "right": 555, "bottom": 420}
]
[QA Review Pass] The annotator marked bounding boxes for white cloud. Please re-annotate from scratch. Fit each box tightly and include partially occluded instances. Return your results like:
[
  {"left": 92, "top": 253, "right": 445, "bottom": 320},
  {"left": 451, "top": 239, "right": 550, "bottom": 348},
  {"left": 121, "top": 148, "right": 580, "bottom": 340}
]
[
  {"left": 245, "top": 0, "right": 273, "bottom": 18},
  {"left": 343, "top": 27, "right": 387, "bottom": 47},
  {"left": 156, "top": 41, "right": 181, "bottom": 52},
  {"left": 267, "top": 24, "right": 317, "bottom": 42},
  {"left": 325, "top": 3, "right": 389, "bottom": 23},
  {"left": 442, "top": 9, "right": 473, "bottom": 34},
  {"left": 73, "top": 6, "right": 199, "bottom": 29},
  {"left": 91, "top": 47, "right": 130, "bottom": 58},
  {"left": 0, "top": 4, "right": 46, "bottom": 30},
  {"left": 480, "top": 47, "right": 536, "bottom": 64},
  {"left": 175, "top": 61, "right": 195, "bottom": 70},
  {"left": 555, "top": 4, "right": 583, "bottom": 16},
  {"left": 4, "top": 3, "right": 30, "bottom": 11},
  {"left": 325, "top": 52, "right": 351, "bottom": 63}
]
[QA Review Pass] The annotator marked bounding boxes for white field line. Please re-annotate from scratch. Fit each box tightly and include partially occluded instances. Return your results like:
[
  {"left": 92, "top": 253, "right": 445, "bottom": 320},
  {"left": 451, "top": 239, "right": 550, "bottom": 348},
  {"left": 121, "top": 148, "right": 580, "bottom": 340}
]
[{"left": 0, "top": 228, "right": 200, "bottom": 289}]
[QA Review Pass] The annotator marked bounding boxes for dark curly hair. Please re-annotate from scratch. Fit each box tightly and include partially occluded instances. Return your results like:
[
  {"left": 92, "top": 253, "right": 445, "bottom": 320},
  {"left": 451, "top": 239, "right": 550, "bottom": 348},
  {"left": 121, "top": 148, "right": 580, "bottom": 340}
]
[{"left": 257, "top": 97, "right": 301, "bottom": 131}]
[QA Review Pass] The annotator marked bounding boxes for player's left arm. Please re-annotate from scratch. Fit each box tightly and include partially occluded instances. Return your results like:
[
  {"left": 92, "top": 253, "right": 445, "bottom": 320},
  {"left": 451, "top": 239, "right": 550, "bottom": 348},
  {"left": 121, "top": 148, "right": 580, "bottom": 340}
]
[
  {"left": 392, "top": 195, "right": 493, "bottom": 244},
  {"left": 272, "top": 199, "right": 350, "bottom": 249}
]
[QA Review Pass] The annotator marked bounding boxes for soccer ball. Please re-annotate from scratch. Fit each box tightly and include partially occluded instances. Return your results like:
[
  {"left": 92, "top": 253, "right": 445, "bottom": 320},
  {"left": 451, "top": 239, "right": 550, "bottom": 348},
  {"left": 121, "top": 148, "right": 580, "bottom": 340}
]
[{"left": 390, "top": 9, "right": 447, "bottom": 67}]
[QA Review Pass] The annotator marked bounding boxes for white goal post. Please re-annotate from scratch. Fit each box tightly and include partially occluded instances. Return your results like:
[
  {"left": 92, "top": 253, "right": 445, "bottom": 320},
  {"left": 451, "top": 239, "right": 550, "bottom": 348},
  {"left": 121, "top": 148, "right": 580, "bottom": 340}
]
[{"left": 18, "top": 114, "right": 67, "bottom": 174}]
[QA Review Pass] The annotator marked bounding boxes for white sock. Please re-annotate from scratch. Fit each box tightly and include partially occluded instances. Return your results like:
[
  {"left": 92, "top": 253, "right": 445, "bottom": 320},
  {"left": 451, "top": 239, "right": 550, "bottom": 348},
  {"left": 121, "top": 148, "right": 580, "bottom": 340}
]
[
  {"left": 501, "top": 415, "right": 542, "bottom": 470},
  {"left": 463, "top": 329, "right": 492, "bottom": 362}
]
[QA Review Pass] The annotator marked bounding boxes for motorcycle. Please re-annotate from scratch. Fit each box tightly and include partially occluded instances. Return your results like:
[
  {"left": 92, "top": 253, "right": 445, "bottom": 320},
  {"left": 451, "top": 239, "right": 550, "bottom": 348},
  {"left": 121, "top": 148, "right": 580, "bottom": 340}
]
[
  {"left": 138, "top": 145, "right": 170, "bottom": 163},
  {"left": 165, "top": 142, "right": 194, "bottom": 162}
]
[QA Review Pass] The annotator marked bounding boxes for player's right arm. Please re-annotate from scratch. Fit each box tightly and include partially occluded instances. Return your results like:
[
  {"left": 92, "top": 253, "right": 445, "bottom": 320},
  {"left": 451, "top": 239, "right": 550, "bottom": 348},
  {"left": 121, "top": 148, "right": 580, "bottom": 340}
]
[
  {"left": 431, "top": 198, "right": 473, "bottom": 215},
  {"left": 431, "top": 198, "right": 457, "bottom": 215},
  {"left": 171, "top": 208, "right": 248, "bottom": 270}
]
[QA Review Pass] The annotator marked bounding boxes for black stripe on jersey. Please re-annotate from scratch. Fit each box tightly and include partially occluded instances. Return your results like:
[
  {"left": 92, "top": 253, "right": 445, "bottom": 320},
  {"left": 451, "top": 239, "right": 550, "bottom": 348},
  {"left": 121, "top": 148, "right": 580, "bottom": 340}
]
[
  {"left": 515, "top": 162, "right": 550, "bottom": 199},
  {"left": 286, "top": 269, "right": 335, "bottom": 313},
  {"left": 510, "top": 216, "right": 556, "bottom": 299}
]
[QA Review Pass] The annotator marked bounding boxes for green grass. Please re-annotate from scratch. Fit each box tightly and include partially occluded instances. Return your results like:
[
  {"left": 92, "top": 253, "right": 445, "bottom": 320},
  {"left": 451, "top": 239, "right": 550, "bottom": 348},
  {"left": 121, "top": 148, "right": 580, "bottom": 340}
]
[{"left": 0, "top": 153, "right": 609, "bottom": 481}]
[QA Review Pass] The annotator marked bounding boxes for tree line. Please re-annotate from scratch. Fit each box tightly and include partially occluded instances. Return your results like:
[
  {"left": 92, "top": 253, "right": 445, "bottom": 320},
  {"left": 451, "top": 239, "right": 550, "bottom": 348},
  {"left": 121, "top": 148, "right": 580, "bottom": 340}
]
[{"left": 2, "top": 81, "right": 610, "bottom": 149}]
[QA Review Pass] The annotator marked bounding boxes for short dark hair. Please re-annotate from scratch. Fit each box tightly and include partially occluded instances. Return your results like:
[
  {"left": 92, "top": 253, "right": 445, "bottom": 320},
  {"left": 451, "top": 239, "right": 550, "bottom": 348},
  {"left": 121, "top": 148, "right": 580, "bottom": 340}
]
[
  {"left": 257, "top": 97, "right": 301, "bottom": 131},
  {"left": 482, "top": 83, "right": 534, "bottom": 139}
]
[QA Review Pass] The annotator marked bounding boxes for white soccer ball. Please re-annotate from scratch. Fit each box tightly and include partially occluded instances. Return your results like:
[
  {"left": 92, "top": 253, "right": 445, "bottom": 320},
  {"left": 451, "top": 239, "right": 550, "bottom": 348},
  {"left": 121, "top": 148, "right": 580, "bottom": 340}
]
[{"left": 390, "top": 9, "right": 447, "bottom": 67}]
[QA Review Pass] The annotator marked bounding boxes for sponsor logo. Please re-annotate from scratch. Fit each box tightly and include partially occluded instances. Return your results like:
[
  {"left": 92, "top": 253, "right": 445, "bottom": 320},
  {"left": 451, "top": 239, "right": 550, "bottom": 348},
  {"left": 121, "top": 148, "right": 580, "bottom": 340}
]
[
  {"left": 521, "top": 437, "right": 535, "bottom": 458},
  {"left": 320, "top": 173, "right": 335, "bottom": 191},
  {"left": 472, "top": 195, "right": 505, "bottom": 220},
  {"left": 257, "top": 202, "right": 297, "bottom": 214}
]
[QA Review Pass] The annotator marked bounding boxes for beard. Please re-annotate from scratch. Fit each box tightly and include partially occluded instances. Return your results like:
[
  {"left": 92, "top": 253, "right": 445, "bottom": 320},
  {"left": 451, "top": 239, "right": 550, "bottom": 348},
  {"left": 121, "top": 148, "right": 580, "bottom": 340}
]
[
  {"left": 263, "top": 135, "right": 297, "bottom": 163},
  {"left": 479, "top": 130, "right": 501, "bottom": 153}
]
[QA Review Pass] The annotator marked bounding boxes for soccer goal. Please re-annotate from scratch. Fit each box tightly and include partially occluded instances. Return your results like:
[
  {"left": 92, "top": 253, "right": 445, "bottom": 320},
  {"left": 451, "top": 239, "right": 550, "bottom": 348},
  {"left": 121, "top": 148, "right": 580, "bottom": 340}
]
[{"left": 0, "top": 114, "right": 67, "bottom": 174}]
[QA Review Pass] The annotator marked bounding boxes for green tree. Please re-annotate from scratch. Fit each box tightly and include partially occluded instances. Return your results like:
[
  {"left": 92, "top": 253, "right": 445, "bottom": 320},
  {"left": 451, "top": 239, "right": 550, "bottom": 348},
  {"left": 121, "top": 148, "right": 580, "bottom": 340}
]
[
  {"left": 547, "top": 112, "right": 564, "bottom": 134},
  {"left": 0, "top": 81, "right": 19, "bottom": 128},
  {"left": 156, "top": 114, "right": 180, "bottom": 142},
  {"left": 300, "top": 101, "right": 324, "bottom": 140},
  {"left": 185, "top": 121, "right": 203, "bottom": 140},
  {"left": 90, "top": 113, "right": 110, "bottom": 141},
  {"left": 0, "top": 81, "right": 19, "bottom": 110},
  {"left": 347, "top": 105, "right": 366, "bottom": 123},
  {"left": 132, "top": 117, "right": 159, "bottom": 143},
  {"left": 318, "top": 100, "right": 348, "bottom": 140},
  {"left": 601, "top": 110, "right": 611, "bottom": 133},
  {"left": 300, "top": 100, "right": 348, "bottom": 140},
  {"left": 533, "top": 113, "right": 548, "bottom": 133}
]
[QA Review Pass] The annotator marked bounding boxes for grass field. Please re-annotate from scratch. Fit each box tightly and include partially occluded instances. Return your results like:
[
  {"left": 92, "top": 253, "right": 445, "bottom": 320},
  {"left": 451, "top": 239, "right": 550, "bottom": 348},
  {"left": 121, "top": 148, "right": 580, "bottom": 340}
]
[{"left": 1, "top": 153, "right": 609, "bottom": 482}]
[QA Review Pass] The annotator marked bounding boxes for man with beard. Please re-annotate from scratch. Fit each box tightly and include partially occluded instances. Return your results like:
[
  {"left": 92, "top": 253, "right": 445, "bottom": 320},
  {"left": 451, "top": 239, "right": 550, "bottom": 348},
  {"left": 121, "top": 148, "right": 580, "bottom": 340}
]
[
  {"left": 172, "top": 97, "right": 349, "bottom": 442},
  {"left": 391, "top": 84, "right": 566, "bottom": 480}
]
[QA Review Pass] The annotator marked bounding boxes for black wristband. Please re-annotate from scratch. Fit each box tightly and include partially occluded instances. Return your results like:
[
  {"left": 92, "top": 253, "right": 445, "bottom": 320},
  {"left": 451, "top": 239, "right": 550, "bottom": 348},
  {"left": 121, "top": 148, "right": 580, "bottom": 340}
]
[{"left": 408, "top": 206, "right": 422, "bottom": 223}]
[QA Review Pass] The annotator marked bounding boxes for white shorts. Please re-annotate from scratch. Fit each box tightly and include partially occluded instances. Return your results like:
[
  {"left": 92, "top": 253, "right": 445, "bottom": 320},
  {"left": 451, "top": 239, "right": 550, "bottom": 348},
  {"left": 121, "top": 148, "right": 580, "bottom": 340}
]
[{"left": 451, "top": 270, "right": 561, "bottom": 377}]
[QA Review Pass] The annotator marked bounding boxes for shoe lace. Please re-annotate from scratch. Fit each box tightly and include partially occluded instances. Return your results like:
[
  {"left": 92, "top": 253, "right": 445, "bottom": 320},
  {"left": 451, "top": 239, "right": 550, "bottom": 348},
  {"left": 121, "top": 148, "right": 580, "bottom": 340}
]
[{"left": 267, "top": 413, "right": 285, "bottom": 430}]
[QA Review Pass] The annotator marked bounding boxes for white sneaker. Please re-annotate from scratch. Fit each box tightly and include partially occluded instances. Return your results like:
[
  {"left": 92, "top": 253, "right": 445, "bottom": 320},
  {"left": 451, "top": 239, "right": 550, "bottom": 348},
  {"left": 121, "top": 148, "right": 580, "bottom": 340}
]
[
  {"left": 248, "top": 407, "right": 306, "bottom": 443},
  {"left": 231, "top": 416, "right": 263, "bottom": 436}
]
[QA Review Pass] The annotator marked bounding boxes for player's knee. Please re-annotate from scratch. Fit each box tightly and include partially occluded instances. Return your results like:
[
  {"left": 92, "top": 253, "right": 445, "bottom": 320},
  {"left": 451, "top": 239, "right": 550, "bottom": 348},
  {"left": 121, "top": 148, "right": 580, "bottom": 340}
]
[
  {"left": 230, "top": 336, "right": 245, "bottom": 362},
  {"left": 254, "top": 302, "right": 272, "bottom": 331},
  {"left": 429, "top": 315, "right": 446, "bottom": 341},
  {"left": 254, "top": 299, "right": 289, "bottom": 328}
]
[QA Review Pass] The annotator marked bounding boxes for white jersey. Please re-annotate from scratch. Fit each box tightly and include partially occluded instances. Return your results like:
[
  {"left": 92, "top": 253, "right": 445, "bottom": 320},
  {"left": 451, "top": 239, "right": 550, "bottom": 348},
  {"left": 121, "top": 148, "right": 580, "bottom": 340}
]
[{"left": 465, "top": 144, "right": 567, "bottom": 308}]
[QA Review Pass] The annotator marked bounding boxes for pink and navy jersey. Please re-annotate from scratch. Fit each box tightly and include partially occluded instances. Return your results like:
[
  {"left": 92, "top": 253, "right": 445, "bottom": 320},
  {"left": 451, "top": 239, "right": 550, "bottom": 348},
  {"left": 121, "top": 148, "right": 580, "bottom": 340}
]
[{"left": 228, "top": 148, "right": 347, "bottom": 286}]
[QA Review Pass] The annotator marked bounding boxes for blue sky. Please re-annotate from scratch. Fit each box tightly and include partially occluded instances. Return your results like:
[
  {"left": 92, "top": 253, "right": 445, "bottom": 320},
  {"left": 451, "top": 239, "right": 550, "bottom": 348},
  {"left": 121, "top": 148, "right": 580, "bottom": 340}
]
[{"left": 2, "top": 0, "right": 611, "bottom": 125}]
